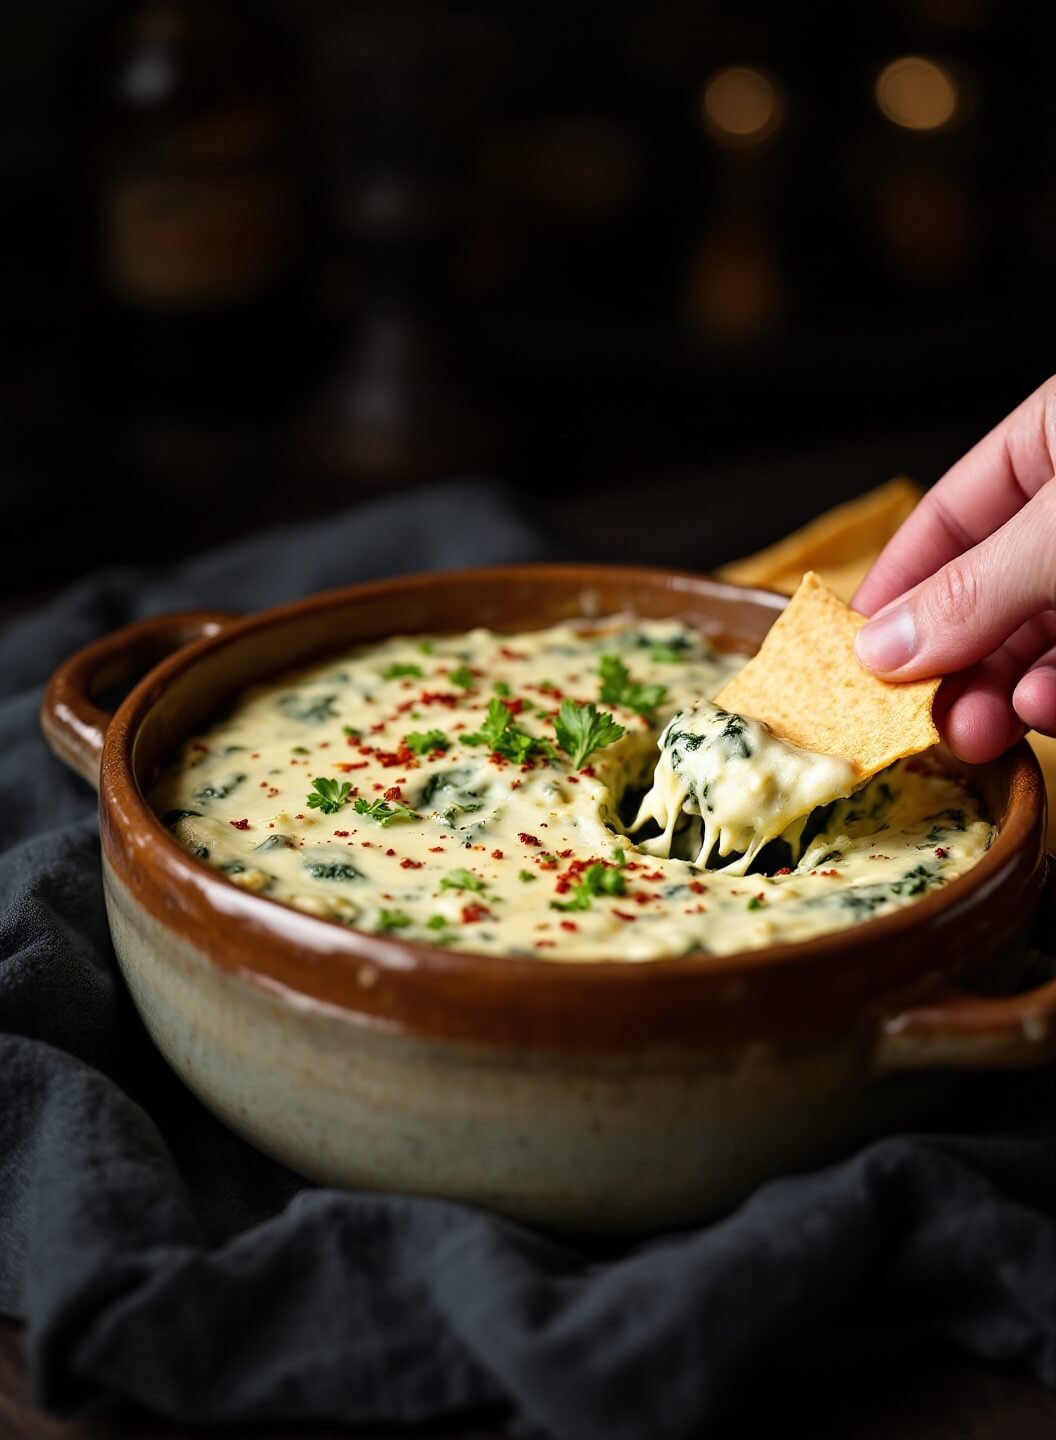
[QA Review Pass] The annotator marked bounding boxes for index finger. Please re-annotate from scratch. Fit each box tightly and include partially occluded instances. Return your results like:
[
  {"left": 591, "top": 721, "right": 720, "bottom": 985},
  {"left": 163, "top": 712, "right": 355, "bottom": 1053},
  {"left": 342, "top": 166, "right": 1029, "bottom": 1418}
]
[{"left": 852, "top": 377, "right": 1056, "bottom": 616}]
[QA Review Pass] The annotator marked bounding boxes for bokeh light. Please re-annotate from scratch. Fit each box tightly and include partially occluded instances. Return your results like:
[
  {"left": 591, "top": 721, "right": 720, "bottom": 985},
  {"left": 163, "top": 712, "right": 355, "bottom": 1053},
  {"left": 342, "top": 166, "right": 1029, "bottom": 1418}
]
[
  {"left": 702, "top": 67, "right": 782, "bottom": 146},
  {"left": 875, "top": 56, "right": 958, "bottom": 131}
]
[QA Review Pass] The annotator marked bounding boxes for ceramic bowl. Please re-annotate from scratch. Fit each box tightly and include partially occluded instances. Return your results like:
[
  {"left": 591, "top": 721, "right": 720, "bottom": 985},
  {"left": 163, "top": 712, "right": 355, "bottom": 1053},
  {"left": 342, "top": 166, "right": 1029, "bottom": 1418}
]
[{"left": 41, "top": 565, "right": 1056, "bottom": 1231}]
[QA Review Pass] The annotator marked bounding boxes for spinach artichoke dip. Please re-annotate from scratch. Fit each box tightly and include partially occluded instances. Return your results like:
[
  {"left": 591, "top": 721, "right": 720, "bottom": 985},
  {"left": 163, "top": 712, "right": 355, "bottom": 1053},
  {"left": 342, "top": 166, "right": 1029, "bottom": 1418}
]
[{"left": 150, "top": 619, "right": 993, "bottom": 961}]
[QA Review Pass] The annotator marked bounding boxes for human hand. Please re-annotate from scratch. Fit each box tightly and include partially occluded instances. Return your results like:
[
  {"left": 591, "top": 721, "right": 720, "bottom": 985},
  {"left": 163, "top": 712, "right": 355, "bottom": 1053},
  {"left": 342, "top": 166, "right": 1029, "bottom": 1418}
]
[{"left": 852, "top": 377, "right": 1056, "bottom": 764}]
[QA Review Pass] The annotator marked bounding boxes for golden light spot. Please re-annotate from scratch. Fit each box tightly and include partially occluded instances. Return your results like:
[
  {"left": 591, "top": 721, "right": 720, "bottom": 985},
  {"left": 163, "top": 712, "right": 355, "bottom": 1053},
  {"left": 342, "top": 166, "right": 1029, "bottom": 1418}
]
[
  {"left": 702, "top": 67, "right": 781, "bottom": 146},
  {"left": 876, "top": 56, "right": 958, "bottom": 131}
]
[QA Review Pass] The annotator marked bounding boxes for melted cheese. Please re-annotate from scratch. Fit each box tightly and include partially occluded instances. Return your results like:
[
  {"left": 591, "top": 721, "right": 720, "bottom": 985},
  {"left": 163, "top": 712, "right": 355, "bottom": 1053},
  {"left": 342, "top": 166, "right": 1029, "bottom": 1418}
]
[
  {"left": 631, "top": 701, "right": 858, "bottom": 875},
  {"left": 149, "top": 618, "right": 993, "bottom": 961}
]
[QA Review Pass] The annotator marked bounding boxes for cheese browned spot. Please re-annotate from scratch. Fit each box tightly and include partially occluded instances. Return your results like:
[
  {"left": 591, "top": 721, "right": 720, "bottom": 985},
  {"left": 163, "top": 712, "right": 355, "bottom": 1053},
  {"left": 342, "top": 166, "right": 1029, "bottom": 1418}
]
[{"left": 149, "top": 618, "right": 993, "bottom": 961}]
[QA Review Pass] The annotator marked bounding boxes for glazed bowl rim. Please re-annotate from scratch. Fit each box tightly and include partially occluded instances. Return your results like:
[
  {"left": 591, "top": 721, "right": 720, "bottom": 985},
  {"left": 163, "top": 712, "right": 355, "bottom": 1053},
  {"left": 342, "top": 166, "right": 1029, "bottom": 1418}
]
[{"left": 103, "top": 562, "right": 1045, "bottom": 995}]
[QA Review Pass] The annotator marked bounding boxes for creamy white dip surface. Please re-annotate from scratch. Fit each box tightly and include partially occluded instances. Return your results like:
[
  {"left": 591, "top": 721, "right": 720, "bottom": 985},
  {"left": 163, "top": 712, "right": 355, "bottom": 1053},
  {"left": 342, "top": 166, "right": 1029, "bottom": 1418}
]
[{"left": 150, "top": 618, "right": 993, "bottom": 961}]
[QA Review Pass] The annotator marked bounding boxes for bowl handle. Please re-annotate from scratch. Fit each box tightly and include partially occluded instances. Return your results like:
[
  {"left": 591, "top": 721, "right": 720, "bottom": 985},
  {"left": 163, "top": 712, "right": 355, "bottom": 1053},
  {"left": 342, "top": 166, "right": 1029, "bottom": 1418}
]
[
  {"left": 41, "top": 611, "right": 236, "bottom": 790},
  {"left": 873, "top": 852, "right": 1056, "bottom": 1072}
]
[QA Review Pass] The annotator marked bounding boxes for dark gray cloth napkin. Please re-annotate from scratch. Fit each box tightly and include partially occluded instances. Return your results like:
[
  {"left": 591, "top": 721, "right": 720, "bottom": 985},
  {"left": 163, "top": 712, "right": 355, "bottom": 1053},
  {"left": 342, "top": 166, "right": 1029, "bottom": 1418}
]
[{"left": 1, "top": 480, "right": 1055, "bottom": 1440}]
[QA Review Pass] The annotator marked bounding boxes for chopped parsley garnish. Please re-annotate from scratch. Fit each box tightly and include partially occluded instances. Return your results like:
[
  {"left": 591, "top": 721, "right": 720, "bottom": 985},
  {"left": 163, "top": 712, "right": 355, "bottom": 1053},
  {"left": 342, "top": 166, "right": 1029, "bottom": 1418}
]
[
  {"left": 551, "top": 862, "right": 627, "bottom": 912},
  {"left": 306, "top": 777, "right": 352, "bottom": 815},
  {"left": 342, "top": 726, "right": 361, "bottom": 740},
  {"left": 747, "top": 896, "right": 765, "bottom": 911},
  {"left": 464, "top": 698, "right": 556, "bottom": 764},
  {"left": 518, "top": 869, "right": 536, "bottom": 882},
  {"left": 291, "top": 745, "right": 311, "bottom": 755},
  {"left": 404, "top": 729, "right": 450, "bottom": 755},
  {"left": 492, "top": 681, "right": 511, "bottom": 697},
  {"left": 426, "top": 915, "right": 448, "bottom": 930},
  {"left": 553, "top": 699, "right": 625, "bottom": 768},
  {"left": 439, "top": 868, "right": 485, "bottom": 893},
  {"left": 418, "top": 641, "right": 434, "bottom": 655},
  {"left": 611, "top": 846, "right": 626, "bottom": 866},
  {"left": 450, "top": 665, "right": 476, "bottom": 690},
  {"left": 598, "top": 654, "right": 667, "bottom": 719},
  {"left": 379, "top": 663, "right": 423, "bottom": 681},
  {"left": 353, "top": 797, "right": 418, "bottom": 826},
  {"left": 376, "top": 909, "right": 412, "bottom": 933}
]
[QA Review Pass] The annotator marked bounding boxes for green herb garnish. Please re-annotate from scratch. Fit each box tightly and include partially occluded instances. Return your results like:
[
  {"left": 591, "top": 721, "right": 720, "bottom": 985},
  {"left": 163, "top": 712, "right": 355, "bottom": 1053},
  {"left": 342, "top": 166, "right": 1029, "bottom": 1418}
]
[
  {"left": 306, "top": 777, "right": 352, "bottom": 815},
  {"left": 353, "top": 797, "right": 418, "bottom": 826},
  {"left": 492, "top": 681, "right": 511, "bottom": 697},
  {"left": 426, "top": 915, "right": 448, "bottom": 930},
  {"left": 464, "top": 698, "right": 556, "bottom": 765},
  {"left": 291, "top": 745, "right": 310, "bottom": 755},
  {"left": 404, "top": 729, "right": 450, "bottom": 756},
  {"left": 553, "top": 699, "right": 625, "bottom": 768},
  {"left": 342, "top": 726, "right": 361, "bottom": 740},
  {"left": 598, "top": 655, "right": 667, "bottom": 719},
  {"left": 747, "top": 896, "right": 765, "bottom": 911},
  {"left": 518, "top": 869, "right": 536, "bottom": 882},
  {"left": 376, "top": 909, "right": 412, "bottom": 932},
  {"left": 439, "top": 868, "right": 486, "bottom": 893},
  {"left": 380, "top": 663, "right": 423, "bottom": 681},
  {"left": 551, "top": 862, "right": 626, "bottom": 912},
  {"left": 450, "top": 665, "right": 476, "bottom": 690}
]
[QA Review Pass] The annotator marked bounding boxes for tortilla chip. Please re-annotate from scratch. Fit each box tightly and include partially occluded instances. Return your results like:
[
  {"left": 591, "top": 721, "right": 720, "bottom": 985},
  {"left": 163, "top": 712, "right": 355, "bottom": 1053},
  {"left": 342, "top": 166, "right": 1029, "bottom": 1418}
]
[
  {"left": 716, "top": 477, "right": 921, "bottom": 602},
  {"left": 714, "top": 570, "right": 940, "bottom": 779},
  {"left": 1029, "top": 733, "right": 1056, "bottom": 850}
]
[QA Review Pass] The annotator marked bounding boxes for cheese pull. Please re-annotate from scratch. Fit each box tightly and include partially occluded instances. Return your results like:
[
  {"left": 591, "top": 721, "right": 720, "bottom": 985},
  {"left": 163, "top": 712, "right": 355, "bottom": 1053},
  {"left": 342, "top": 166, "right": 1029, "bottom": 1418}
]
[{"left": 631, "top": 701, "right": 858, "bottom": 875}]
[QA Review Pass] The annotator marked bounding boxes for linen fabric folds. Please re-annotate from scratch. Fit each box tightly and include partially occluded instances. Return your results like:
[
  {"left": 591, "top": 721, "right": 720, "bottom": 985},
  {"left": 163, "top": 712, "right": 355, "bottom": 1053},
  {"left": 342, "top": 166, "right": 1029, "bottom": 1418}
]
[{"left": 0, "top": 481, "right": 1054, "bottom": 1440}]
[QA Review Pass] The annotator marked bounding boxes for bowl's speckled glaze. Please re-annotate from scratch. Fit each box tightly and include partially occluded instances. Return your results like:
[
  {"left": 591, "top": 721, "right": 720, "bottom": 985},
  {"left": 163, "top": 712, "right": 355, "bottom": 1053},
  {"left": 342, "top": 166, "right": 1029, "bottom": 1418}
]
[{"left": 42, "top": 566, "right": 1056, "bottom": 1230}]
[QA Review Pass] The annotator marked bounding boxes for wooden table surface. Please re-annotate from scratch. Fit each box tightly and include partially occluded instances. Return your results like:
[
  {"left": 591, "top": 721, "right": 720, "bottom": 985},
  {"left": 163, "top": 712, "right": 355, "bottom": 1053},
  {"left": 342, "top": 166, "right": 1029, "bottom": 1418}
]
[{"left": 4, "top": 1318, "right": 1056, "bottom": 1440}]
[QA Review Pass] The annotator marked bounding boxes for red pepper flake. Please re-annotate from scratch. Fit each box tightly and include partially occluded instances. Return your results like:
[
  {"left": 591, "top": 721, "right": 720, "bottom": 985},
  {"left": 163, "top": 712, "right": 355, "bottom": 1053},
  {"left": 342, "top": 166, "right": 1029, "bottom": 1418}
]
[
  {"left": 499, "top": 646, "right": 528, "bottom": 660},
  {"left": 375, "top": 746, "right": 417, "bottom": 769},
  {"left": 580, "top": 765, "right": 596, "bottom": 778},
  {"left": 336, "top": 761, "right": 369, "bottom": 772},
  {"left": 361, "top": 841, "right": 373, "bottom": 847},
  {"left": 535, "top": 940, "right": 556, "bottom": 949},
  {"left": 491, "top": 849, "right": 504, "bottom": 860},
  {"left": 567, "top": 776, "right": 579, "bottom": 785},
  {"left": 428, "top": 846, "right": 446, "bottom": 853},
  {"left": 935, "top": 846, "right": 949, "bottom": 859},
  {"left": 229, "top": 818, "right": 250, "bottom": 830},
  {"left": 418, "top": 691, "right": 459, "bottom": 708},
  {"left": 613, "top": 909, "right": 637, "bottom": 922},
  {"left": 370, "top": 722, "right": 386, "bottom": 734},
  {"left": 385, "top": 848, "right": 396, "bottom": 857},
  {"left": 268, "top": 787, "right": 280, "bottom": 798},
  {"left": 819, "top": 869, "right": 839, "bottom": 878},
  {"left": 559, "top": 920, "right": 578, "bottom": 932},
  {"left": 383, "top": 785, "right": 404, "bottom": 802},
  {"left": 499, "top": 697, "right": 525, "bottom": 716},
  {"left": 774, "top": 867, "right": 792, "bottom": 877},
  {"left": 400, "top": 858, "right": 423, "bottom": 870},
  {"left": 518, "top": 833, "right": 541, "bottom": 847},
  {"left": 640, "top": 869, "right": 665, "bottom": 882},
  {"left": 334, "top": 830, "right": 349, "bottom": 837},
  {"left": 461, "top": 902, "right": 491, "bottom": 924},
  {"left": 372, "top": 783, "right": 385, "bottom": 792},
  {"left": 558, "top": 849, "right": 573, "bottom": 859},
  {"left": 688, "top": 880, "right": 707, "bottom": 894}
]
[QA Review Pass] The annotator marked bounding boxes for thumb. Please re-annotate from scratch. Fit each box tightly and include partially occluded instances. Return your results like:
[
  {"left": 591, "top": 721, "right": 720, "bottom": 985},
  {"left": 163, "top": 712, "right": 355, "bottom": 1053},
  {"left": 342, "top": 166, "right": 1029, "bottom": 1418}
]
[{"left": 854, "top": 477, "right": 1056, "bottom": 680}]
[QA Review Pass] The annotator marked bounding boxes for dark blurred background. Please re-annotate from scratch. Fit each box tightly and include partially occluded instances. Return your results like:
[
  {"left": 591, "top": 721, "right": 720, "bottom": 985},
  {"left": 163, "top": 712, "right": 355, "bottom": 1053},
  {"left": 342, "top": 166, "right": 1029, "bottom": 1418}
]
[{"left": 2, "top": 0, "right": 1054, "bottom": 602}]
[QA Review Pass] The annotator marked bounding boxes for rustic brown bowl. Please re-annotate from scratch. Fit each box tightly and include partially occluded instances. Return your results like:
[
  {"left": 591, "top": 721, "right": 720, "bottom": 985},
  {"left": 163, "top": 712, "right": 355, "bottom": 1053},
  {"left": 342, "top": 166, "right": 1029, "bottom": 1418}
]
[{"left": 41, "top": 565, "right": 1056, "bottom": 1231}]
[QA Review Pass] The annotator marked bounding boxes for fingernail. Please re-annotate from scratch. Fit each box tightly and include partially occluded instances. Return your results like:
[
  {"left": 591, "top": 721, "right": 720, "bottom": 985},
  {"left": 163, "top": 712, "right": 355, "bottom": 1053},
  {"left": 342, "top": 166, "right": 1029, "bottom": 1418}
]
[{"left": 855, "top": 605, "right": 917, "bottom": 672}]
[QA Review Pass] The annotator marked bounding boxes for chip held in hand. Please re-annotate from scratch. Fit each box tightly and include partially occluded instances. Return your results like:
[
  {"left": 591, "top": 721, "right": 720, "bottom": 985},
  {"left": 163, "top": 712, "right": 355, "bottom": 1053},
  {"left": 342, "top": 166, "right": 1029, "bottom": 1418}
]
[{"left": 714, "top": 570, "right": 941, "bottom": 780}]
